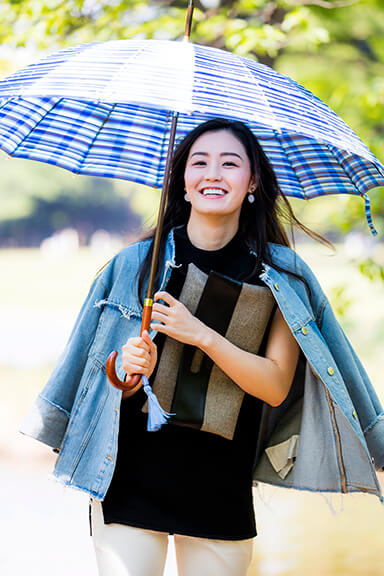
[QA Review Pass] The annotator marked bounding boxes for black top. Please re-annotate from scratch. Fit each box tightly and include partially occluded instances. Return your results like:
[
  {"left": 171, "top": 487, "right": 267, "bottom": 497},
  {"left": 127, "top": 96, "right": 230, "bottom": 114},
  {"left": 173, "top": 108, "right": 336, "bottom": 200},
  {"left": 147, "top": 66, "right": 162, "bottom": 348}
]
[{"left": 102, "top": 225, "right": 271, "bottom": 540}]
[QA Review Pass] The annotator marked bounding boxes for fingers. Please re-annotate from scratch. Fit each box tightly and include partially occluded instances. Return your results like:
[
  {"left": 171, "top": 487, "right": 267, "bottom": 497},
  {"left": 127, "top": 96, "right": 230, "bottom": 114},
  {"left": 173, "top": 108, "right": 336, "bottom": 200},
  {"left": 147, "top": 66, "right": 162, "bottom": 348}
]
[
  {"left": 141, "top": 329, "right": 151, "bottom": 343},
  {"left": 122, "top": 331, "right": 157, "bottom": 377},
  {"left": 154, "top": 291, "right": 177, "bottom": 306},
  {"left": 152, "top": 291, "right": 181, "bottom": 321},
  {"left": 142, "top": 330, "right": 158, "bottom": 372},
  {"left": 122, "top": 357, "right": 149, "bottom": 377},
  {"left": 126, "top": 335, "right": 151, "bottom": 352},
  {"left": 122, "top": 337, "right": 149, "bottom": 367},
  {"left": 141, "top": 330, "right": 155, "bottom": 347},
  {"left": 122, "top": 351, "right": 150, "bottom": 370}
]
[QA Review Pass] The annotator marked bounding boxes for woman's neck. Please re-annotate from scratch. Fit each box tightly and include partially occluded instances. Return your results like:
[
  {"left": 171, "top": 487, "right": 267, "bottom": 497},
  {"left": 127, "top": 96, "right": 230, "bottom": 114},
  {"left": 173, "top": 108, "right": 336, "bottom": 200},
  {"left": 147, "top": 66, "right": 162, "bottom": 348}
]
[{"left": 186, "top": 213, "right": 239, "bottom": 251}]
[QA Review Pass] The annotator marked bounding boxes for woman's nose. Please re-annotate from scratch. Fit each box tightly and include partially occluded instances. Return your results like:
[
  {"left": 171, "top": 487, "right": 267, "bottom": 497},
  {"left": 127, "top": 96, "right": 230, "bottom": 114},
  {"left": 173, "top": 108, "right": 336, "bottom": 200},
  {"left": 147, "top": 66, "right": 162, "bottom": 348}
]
[{"left": 205, "top": 163, "right": 222, "bottom": 181}]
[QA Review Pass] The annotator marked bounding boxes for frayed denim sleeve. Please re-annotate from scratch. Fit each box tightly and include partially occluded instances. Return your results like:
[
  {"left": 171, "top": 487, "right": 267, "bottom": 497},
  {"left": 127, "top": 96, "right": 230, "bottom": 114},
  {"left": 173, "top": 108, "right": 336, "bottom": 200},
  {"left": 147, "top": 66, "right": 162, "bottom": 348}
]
[{"left": 19, "top": 264, "right": 112, "bottom": 449}]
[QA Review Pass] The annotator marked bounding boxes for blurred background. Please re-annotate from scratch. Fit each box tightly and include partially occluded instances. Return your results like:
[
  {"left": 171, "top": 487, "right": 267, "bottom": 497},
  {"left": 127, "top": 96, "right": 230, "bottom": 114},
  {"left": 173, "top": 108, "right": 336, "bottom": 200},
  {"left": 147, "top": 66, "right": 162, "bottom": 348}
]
[{"left": 0, "top": 1, "right": 383, "bottom": 575}]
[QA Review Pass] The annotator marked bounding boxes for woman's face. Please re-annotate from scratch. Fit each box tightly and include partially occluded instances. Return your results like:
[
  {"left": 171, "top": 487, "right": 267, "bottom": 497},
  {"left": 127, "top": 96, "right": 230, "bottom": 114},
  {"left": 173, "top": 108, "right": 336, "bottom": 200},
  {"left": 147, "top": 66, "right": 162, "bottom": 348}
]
[{"left": 184, "top": 129, "right": 254, "bottom": 223}]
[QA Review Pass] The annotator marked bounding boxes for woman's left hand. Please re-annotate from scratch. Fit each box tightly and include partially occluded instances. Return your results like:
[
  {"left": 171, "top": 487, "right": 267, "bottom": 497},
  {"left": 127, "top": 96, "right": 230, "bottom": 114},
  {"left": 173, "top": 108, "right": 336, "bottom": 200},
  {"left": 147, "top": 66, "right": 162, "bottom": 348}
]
[{"left": 150, "top": 291, "right": 207, "bottom": 347}]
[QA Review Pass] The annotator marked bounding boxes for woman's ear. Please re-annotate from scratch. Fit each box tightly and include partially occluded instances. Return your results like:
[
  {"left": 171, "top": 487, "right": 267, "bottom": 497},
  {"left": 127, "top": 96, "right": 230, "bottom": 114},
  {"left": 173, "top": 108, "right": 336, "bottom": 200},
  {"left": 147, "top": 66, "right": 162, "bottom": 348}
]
[{"left": 248, "top": 178, "right": 258, "bottom": 192}]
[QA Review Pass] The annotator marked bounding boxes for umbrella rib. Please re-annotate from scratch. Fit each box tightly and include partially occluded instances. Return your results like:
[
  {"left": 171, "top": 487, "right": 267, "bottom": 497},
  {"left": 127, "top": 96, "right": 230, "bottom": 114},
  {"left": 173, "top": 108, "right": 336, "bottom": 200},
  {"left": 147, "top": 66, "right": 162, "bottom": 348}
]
[
  {"left": 277, "top": 133, "right": 357, "bottom": 200},
  {"left": 275, "top": 131, "right": 309, "bottom": 201},
  {"left": 100, "top": 45, "right": 146, "bottom": 103},
  {"left": 238, "top": 57, "right": 281, "bottom": 132},
  {"left": 75, "top": 102, "right": 117, "bottom": 175},
  {"left": 8, "top": 97, "right": 64, "bottom": 157},
  {"left": 0, "top": 98, "right": 11, "bottom": 112},
  {"left": 325, "top": 142, "right": 373, "bottom": 196}
]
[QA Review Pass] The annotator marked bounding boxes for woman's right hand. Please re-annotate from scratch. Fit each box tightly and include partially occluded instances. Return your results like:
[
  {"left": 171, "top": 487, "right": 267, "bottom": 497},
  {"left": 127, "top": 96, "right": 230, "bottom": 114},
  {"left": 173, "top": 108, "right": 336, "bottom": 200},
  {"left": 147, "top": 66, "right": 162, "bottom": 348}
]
[{"left": 121, "top": 330, "right": 158, "bottom": 399}]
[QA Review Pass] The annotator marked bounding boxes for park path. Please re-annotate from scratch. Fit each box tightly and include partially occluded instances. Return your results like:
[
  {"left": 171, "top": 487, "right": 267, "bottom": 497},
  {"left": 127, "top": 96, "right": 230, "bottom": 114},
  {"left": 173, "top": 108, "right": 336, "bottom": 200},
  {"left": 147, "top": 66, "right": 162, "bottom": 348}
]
[{"left": 0, "top": 436, "right": 178, "bottom": 576}]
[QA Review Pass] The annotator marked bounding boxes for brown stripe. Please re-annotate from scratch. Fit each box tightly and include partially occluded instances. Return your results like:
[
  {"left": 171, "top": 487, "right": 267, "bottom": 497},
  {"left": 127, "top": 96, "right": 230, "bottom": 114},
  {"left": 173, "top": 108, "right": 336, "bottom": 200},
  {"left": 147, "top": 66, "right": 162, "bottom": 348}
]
[
  {"left": 202, "top": 283, "right": 275, "bottom": 439},
  {"left": 171, "top": 270, "right": 243, "bottom": 427}
]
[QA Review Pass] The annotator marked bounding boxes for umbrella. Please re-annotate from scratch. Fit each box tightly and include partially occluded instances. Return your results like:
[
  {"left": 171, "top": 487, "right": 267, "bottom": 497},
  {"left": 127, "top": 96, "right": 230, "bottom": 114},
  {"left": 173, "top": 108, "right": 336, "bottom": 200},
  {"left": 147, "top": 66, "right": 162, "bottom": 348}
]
[
  {"left": 1, "top": 41, "right": 383, "bottom": 211},
  {"left": 0, "top": 1, "right": 383, "bottom": 419}
]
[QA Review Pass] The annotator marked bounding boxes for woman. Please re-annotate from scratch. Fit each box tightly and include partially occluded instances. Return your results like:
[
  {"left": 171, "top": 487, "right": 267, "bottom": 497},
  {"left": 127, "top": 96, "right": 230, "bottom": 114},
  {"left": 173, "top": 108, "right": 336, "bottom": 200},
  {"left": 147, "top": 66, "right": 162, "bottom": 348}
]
[{"left": 20, "top": 119, "right": 384, "bottom": 576}]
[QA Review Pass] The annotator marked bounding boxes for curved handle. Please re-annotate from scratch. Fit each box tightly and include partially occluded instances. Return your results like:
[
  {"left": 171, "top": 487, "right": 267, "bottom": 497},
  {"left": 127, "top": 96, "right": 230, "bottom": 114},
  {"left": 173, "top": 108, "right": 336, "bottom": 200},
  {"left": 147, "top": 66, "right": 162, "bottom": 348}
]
[{"left": 105, "top": 300, "right": 153, "bottom": 392}]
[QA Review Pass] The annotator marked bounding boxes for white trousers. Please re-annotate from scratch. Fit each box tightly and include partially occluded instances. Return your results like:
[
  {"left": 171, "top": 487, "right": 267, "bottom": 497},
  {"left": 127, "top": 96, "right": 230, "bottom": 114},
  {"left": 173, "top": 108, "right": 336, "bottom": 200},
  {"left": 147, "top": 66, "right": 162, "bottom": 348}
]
[{"left": 90, "top": 499, "right": 254, "bottom": 576}]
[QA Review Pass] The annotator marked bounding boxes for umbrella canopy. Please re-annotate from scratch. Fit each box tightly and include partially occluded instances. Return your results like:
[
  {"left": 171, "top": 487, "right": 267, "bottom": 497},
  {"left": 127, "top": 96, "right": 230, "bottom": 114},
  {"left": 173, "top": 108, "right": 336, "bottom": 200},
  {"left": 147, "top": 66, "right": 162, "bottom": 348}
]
[{"left": 0, "top": 38, "right": 383, "bottom": 234}]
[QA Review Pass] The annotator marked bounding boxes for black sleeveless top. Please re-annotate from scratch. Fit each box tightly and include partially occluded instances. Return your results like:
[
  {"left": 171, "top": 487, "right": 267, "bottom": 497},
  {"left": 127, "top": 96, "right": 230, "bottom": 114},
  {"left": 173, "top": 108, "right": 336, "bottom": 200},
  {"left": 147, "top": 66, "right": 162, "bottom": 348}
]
[{"left": 101, "top": 225, "right": 272, "bottom": 540}]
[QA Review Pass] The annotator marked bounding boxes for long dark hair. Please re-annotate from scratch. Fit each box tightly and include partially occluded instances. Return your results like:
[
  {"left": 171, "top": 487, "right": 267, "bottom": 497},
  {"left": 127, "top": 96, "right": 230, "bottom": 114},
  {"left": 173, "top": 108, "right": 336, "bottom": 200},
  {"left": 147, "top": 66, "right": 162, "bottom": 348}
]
[{"left": 136, "top": 118, "right": 334, "bottom": 303}]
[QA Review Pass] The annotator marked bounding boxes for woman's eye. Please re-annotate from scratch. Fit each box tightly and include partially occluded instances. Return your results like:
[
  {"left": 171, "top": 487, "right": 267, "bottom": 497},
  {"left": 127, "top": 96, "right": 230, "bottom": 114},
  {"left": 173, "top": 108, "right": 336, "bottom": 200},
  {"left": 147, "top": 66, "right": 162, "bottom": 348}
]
[
  {"left": 223, "top": 161, "right": 237, "bottom": 167},
  {"left": 192, "top": 161, "right": 206, "bottom": 166}
]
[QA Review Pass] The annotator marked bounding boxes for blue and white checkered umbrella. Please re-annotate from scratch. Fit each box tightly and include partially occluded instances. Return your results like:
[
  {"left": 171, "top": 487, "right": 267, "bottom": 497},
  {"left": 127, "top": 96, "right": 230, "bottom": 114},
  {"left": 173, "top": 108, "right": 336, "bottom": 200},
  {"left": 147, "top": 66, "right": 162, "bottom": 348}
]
[{"left": 0, "top": 38, "right": 383, "bottom": 235}]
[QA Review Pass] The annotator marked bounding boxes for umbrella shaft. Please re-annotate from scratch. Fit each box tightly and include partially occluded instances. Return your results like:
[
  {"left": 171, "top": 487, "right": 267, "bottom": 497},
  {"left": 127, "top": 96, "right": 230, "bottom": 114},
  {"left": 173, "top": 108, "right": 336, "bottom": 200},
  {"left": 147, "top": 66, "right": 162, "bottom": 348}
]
[
  {"left": 146, "top": 111, "right": 179, "bottom": 299},
  {"left": 184, "top": 0, "right": 194, "bottom": 41}
]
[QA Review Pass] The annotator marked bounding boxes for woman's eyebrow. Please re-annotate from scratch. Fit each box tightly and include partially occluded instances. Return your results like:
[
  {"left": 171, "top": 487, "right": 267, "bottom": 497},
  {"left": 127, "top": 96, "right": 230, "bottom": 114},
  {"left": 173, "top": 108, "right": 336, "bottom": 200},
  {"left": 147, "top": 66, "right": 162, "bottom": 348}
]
[{"left": 190, "top": 151, "right": 243, "bottom": 159}]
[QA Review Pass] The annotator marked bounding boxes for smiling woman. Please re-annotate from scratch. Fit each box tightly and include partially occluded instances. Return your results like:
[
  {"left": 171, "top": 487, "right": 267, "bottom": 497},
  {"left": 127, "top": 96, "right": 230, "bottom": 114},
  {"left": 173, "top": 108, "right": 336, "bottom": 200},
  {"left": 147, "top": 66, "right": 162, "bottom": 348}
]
[{"left": 20, "top": 119, "right": 384, "bottom": 576}]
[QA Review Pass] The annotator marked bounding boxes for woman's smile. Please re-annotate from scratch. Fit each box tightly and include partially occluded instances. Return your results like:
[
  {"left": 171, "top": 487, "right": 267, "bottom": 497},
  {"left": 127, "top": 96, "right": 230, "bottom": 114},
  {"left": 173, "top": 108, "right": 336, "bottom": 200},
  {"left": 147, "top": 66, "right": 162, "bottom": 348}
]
[{"left": 199, "top": 186, "right": 228, "bottom": 198}]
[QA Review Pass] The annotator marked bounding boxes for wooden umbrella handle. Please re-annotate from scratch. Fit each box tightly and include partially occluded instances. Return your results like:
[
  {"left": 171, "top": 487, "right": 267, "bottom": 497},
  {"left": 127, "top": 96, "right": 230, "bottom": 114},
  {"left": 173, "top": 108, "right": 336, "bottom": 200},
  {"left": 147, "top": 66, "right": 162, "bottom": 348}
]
[{"left": 105, "top": 300, "right": 153, "bottom": 392}]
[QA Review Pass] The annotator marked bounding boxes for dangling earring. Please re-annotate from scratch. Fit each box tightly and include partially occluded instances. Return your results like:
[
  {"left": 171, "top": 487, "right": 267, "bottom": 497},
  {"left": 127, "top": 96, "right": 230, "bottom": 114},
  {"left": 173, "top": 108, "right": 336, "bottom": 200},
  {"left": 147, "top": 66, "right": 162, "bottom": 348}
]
[
  {"left": 184, "top": 188, "right": 191, "bottom": 202},
  {"left": 248, "top": 182, "right": 256, "bottom": 204},
  {"left": 248, "top": 186, "right": 256, "bottom": 203}
]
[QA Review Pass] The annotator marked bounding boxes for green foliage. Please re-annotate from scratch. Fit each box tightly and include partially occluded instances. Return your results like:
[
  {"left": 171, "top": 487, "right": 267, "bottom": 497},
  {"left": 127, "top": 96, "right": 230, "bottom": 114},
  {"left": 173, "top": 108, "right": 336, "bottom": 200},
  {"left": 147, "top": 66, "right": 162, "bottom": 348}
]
[
  {"left": 0, "top": 1, "right": 328, "bottom": 54},
  {"left": 329, "top": 282, "right": 354, "bottom": 320},
  {"left": 358, "top": 258, "right": 384, "bottom": 283}
]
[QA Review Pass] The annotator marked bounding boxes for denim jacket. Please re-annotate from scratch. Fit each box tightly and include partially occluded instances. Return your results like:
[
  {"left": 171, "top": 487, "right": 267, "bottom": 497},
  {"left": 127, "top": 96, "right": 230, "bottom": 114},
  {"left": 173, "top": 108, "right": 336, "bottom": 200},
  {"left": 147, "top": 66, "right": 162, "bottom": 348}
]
[{"left": 20, "top": 226, "right": 384, "bottom": 502}]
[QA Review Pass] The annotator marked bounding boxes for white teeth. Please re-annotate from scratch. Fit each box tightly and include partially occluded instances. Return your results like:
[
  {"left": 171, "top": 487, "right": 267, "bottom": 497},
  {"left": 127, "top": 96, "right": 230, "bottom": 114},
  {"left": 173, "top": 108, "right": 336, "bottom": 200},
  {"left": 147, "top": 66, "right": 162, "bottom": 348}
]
[{"left": 201, "top": 188, "right": 226, "bottom": 196}]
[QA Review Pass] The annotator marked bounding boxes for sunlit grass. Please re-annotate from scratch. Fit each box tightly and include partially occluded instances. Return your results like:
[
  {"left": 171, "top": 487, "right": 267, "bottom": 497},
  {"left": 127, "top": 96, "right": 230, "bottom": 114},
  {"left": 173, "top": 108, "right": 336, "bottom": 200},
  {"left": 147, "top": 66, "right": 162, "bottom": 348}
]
[{"left": 0, "top": 247, "right": 109, "bottom": 308}]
